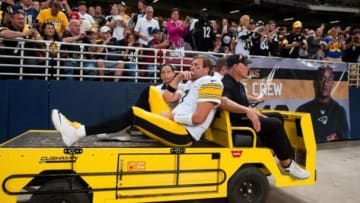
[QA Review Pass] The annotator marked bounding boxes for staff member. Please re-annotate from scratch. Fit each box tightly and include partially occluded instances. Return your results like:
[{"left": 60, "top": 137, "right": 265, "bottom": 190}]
[{"left": 222, "top": 54, "right": 310, "bottom": 180}]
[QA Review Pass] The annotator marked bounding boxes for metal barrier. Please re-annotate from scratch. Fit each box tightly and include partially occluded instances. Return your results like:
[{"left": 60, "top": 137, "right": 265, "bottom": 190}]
[
  {"left": 0, "top": 38, "right": 224, "bottom": 82},
  {"left": 0, "top": 38, "right": 359, "bottom": 86},
  {"left": 348, "top": 63, "right": 360, "bottom": 88}
]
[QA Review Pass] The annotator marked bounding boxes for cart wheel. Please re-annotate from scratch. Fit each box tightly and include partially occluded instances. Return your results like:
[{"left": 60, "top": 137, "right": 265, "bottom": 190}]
[
  {"left": 29, "top": 179, "right": 91, "bottom": 203},
  {"left": 228, "top": 166, "right": 269, "bottom": 203}
]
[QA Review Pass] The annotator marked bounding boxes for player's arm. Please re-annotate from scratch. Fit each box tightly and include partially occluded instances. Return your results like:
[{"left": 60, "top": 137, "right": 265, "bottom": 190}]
[
  {"left": 192, "top": 101, "right": 217, "bottom": 124},
  {"left": 163, "top": 101, "right": 217, "bottom": 125},
  {"left": 165, "top": 81, "right": 223, "bottom": 125},
  {"left": 163, "top": 71, "right": 192, "bottom": 103}
]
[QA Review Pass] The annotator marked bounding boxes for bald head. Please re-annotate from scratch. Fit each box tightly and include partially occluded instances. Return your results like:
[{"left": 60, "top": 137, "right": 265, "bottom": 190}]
[{"left": 69, "top": 19, "right": 81, "bottom": 35}]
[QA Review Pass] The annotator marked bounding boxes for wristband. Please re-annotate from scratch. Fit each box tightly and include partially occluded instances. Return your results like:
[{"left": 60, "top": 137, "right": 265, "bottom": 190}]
[
  {"left": 166, "top": 85, "right": 177, "bottom": 93},
  {"left": 174, "top": 114, "right": 193, "bottom": 126}
]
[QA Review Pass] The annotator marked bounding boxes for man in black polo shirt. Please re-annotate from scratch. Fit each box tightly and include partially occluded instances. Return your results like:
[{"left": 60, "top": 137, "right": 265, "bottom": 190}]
[{"left": 222, "top": 54, "right": 310, "bottom": 180}]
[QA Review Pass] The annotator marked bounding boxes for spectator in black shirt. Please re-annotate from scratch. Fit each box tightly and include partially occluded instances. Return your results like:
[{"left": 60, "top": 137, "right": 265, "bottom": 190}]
[
  {"left": 96, "top": 25, "right": 124, "bottom": 82},
  {"left": 191, "top": 8, "right": 214, "bottom": 52},
  {"left": 93, "top": 5, "right": 106, "bottom": 27},
  {"left": 281, "top": 20, "right": 307, "bottom": 58},
  {"left": 343, "top": 29, "right": 360, "bottom": 63},
  {"left": 249, "top": 20, "right": 269, "bottom": 56},
  {"left": 61, "top": 19, "right": 97, "bottom": 80},
  {"left": 267, "top": 20, "right": 281, "bottom": 57},
  {"left": 122, "top": 33, "right": 141, "bottom": 79}
]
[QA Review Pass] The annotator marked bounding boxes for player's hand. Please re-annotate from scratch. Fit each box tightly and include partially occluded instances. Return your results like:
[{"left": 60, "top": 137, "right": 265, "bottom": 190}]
[
  {"left": 160, "top": 111, "right": 174, "bottom": 120},
  {"left": 179, "top": 71, "right": 193, "bottom": 81}
]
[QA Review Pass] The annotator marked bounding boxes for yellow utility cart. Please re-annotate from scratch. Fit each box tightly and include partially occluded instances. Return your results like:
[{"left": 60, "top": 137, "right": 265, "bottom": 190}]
[{"left": 0, "top": 110, "right": 316, "bottom": 203}]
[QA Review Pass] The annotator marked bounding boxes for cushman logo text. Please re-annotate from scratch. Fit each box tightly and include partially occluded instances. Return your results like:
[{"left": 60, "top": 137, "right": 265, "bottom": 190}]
[{"left": 39, "top": 156, "right": 77, "bottom": 163}]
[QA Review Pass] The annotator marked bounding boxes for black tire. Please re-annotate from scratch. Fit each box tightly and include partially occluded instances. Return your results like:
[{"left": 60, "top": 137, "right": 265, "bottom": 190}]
[
  {"left": 227, "top": 166, "right": 269, "bottom": 203},
  {"left": 29, "top": 179, "right": 91, "bottom": 203}
]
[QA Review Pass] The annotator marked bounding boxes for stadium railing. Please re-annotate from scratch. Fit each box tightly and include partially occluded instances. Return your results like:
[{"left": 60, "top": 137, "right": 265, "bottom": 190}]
[{"left": 0, "top": 38, "right": 359, "bottom": 87}]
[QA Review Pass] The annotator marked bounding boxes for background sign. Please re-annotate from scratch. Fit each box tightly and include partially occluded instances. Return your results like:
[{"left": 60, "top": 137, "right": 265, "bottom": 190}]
[{"left": 247, "top": 57, "right": 350, "bottom": 143}]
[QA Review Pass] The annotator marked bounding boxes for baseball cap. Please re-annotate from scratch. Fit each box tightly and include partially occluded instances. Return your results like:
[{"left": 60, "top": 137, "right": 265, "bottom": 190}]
[
  {"left": 150, "top": 28, "right": 161, "bottom": 35},
  {"left": 256, "top": 20, "right": 264, "bottom": 26},
  {"left": 227, "top": 54, "right": 252, "bottom": 67},
  {"left": 119, "top": 1, "right": 126, "bottom": 7},
  {"left": 293, "top": 20, "right": 302, "bottom": 28},
  {"left": 100, "top": 26, "right": 112, "bottom": 33},
  {"left": 249, "top": 19, "right": 256, "bottom": 24},
  {"left": 201, "top": 8, "right": 208, "bottom": 13},
  {"left": 69, "top": 11, "right": 80, "bottom": 20}
]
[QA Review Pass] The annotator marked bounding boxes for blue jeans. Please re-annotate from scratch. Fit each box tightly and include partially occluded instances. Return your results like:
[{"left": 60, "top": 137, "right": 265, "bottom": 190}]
[
  {"left": 63, "top": 60, "right": 97, "bottom": 80},
  {"left": 125, "top": 63, "right": 137, "bottom": 78},
  {"left": 146, "top": 64, "right": 159, "bottom": 78}
]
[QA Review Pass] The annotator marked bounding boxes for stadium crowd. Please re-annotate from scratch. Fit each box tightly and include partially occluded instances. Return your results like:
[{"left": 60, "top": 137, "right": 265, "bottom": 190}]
[{"left": 0, "top": 0, "right": 359, "bottom": 80}]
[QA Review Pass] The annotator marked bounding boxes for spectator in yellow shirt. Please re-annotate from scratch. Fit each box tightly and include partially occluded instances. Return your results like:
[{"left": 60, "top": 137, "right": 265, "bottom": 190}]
[{"left": 37, "top": 0, "right": 68, "bottom": 37}]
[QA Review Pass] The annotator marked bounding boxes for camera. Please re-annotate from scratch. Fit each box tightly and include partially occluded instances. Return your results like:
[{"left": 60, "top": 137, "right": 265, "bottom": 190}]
[{"left": 257, "top": 27, "right": 264, "bottom": 33}]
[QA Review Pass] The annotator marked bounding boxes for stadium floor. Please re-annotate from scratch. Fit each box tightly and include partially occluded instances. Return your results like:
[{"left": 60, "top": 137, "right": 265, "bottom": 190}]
[{"left": 170, "top": 140, "right": 360, "bottom": 203}]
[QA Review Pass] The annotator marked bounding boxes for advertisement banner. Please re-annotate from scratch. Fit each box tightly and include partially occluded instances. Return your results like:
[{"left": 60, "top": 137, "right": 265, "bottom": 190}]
[{"left": 247, "top": 57, "right": 351, "bottom": 143}]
